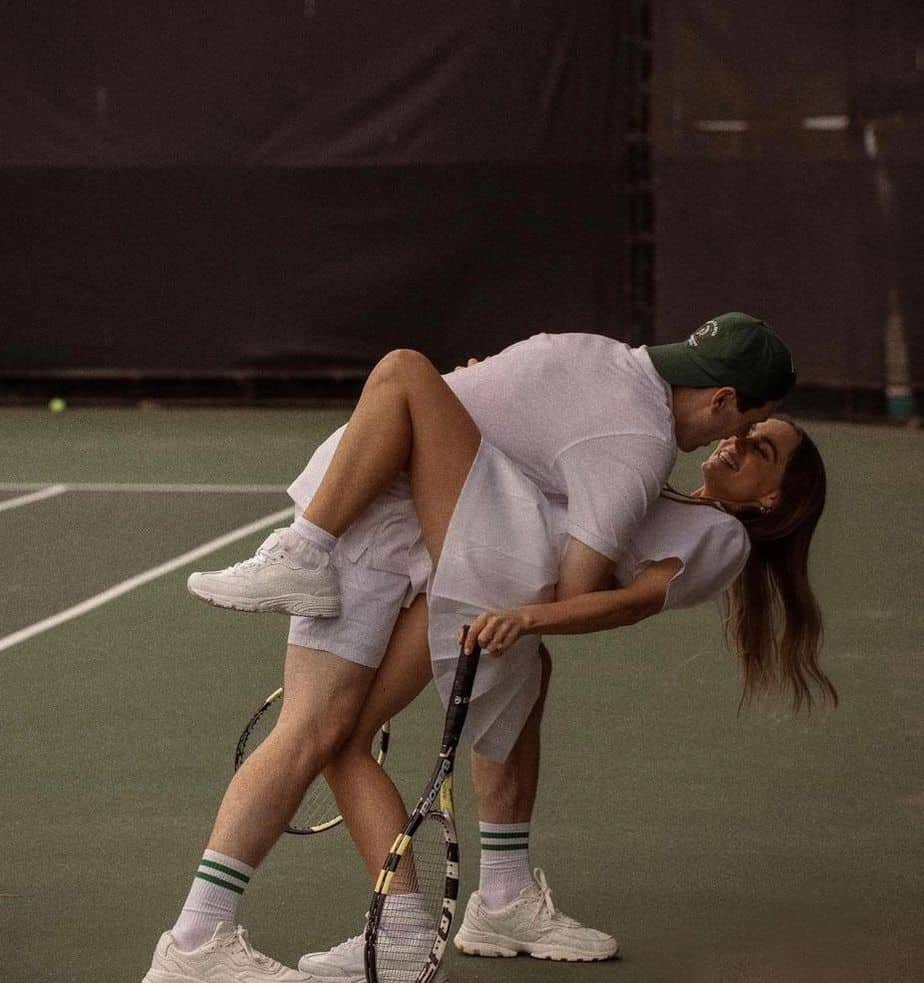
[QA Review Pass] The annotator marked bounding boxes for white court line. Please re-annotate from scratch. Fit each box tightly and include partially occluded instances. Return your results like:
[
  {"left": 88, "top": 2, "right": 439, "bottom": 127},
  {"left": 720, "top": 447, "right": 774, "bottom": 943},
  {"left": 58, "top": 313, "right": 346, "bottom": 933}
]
[
  {"left": 0, "top": 482, "right": 288, "bottom": 494},
  {"left": 0, "top": 484, "right": 69, "bottom": 513},
  {"left": 0, "top": 507, "right": 294, "bottom": 654}
]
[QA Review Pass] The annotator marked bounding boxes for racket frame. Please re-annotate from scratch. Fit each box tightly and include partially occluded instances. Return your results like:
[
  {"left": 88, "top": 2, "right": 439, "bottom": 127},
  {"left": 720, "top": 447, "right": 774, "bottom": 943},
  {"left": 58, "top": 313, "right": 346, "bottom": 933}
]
[{"left": 364, "top": 632, "right": 481, "bottom": 983}]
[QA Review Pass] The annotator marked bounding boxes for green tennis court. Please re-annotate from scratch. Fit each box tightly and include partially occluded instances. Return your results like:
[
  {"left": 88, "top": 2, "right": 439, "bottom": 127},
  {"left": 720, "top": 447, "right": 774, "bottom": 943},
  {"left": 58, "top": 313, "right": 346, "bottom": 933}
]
[{"left": 2, "top": 407, "right": 921, "bottom": 983}]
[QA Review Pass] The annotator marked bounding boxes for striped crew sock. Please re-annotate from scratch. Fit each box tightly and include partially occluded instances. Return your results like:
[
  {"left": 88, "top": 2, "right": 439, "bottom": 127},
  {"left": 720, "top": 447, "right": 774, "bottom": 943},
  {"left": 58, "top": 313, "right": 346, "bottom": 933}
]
[
  {"left": 171, "top": 850, "right": 254, "bottom": 952},
  {"left": 478, "top": 822, "right": 533, "bottom": 910}
]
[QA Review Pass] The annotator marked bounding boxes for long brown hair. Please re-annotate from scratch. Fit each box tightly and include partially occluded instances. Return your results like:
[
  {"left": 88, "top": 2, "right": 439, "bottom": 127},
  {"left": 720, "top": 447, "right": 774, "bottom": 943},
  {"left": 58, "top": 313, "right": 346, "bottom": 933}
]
[{"left": 723, "top": 417, "right": 837, "bottom": 712}]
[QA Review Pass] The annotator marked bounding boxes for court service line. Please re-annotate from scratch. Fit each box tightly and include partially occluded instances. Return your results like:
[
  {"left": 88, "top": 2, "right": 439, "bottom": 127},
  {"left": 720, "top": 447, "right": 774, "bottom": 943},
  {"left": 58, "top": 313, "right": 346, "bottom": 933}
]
[
  {"left": 0, "top": 507, "right": 294, "bottom": 655},
  {"left": 0, "top": 484, "right": 69, "bottom": 513},
  {"left": 0, "top": 482, "right": 288, "bottom": 494}
]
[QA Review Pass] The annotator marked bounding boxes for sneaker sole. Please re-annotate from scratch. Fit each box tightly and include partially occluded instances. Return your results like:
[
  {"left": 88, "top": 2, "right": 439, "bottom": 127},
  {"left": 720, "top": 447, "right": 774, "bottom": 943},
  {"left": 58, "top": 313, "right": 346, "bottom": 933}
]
[
  {"left": 296, "top": 967, "right": 448, "bottom": 983},
  {"left": 142, "top": 971, "right": 209, "bottom": 983},
  {"left": 187, "top": 585, "right": 341, "bottom": 619},
  {"left": 454, "top": 929, "right": 619, "bottom": 962}
]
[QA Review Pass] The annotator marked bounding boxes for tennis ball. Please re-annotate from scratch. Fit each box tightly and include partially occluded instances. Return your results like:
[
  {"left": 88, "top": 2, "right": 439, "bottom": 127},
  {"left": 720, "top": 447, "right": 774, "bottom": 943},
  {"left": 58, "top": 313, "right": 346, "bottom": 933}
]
[{"left": 48, "top": 397, "right": 67, "bottom": 413}]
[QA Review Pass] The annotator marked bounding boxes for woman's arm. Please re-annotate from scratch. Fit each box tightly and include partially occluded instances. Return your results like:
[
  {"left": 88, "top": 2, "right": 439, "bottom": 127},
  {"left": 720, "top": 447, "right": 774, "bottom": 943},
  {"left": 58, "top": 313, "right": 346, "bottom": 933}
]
[{"left": 465, "top": 556, "right": 682, "bottom": 654}]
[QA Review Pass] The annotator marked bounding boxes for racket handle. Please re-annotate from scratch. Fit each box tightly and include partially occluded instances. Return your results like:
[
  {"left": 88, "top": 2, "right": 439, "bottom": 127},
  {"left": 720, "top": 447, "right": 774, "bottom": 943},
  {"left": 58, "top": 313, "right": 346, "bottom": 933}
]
[{"left": 441, "top": 627, "right": 481, "bottom": 750}]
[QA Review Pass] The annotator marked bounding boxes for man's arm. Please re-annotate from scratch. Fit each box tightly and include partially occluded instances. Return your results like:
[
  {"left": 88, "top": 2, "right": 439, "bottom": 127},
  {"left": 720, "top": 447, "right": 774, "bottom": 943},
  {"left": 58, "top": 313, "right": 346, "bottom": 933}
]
[{"left": 555, "top": 536, "right": 615, "bottom": 601}]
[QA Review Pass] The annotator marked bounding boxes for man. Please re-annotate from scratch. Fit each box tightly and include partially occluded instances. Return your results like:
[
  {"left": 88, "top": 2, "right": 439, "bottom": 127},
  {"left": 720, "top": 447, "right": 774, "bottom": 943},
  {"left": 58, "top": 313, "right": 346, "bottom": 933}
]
[{"left": 143, "top": 313, "right": 795, "bottom": 981}]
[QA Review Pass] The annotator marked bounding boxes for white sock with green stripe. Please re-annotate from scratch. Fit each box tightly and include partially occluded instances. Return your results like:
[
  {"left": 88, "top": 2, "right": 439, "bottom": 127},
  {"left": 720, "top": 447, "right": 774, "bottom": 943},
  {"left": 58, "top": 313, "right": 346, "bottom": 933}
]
[
  {"left": 171, "top": 850, "right": 254, "bottom": 951},
  {"left": 478, "top": 822, "right": 533, "bottom": 910}
]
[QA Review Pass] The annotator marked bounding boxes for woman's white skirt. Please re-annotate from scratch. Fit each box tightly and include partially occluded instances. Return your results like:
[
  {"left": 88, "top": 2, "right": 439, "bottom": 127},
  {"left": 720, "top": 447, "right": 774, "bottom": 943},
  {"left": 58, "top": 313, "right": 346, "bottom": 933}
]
[{"left": 409, "top": 440, "right": 563, "bottom": 760}]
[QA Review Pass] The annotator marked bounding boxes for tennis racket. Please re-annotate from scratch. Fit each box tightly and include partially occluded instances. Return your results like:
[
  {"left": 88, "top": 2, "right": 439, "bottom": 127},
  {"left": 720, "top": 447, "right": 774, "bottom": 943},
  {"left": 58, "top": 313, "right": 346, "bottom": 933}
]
[
  {"left": 234, "top": 686, "right": 391, "bottom": 836},
  {"left": 364, "top": 628, "right": 481, "bottom": 983}
]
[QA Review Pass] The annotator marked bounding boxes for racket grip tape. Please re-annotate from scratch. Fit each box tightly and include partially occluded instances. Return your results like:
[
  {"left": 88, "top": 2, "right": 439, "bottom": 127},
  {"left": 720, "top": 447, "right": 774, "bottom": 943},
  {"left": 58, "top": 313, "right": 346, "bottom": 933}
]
[{"left": 441, "top": 627, "right": 481, "bottom": 748}]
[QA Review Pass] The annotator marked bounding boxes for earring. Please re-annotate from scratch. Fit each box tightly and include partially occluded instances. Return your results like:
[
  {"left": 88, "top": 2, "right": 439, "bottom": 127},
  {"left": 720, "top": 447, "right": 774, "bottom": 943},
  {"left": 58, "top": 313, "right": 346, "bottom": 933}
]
[{"left": 759, "top": 504, "right": 770, "bottom": 515}]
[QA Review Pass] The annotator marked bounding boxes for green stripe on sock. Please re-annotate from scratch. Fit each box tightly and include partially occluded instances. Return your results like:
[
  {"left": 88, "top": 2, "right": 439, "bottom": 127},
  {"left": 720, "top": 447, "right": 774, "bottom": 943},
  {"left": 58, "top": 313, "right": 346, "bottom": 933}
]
[
  {"left": 199, "top": 859, "right": 251, "bottom": 884},
  {"left": 195, "top": 871, "right": 246, "bottom": 894},
  {"left": 480, "top": 831, "right": 530, "bottom": 839},
  {"left": 482, "top": 842, "right": 529, "bottom": 851}
]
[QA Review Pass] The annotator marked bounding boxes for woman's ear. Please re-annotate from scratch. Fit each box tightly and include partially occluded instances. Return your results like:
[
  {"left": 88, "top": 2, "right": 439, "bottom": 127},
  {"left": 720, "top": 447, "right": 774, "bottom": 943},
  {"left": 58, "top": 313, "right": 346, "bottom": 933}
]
[{"left": 759, "top": 489, "right": 781, "bottom": 511}]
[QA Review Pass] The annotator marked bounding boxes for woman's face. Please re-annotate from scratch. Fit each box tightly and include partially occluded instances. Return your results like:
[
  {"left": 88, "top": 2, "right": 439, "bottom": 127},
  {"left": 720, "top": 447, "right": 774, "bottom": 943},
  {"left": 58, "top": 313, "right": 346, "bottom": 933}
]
[{"left": 700, "top": 418, "right": 802, "bottom": 510}]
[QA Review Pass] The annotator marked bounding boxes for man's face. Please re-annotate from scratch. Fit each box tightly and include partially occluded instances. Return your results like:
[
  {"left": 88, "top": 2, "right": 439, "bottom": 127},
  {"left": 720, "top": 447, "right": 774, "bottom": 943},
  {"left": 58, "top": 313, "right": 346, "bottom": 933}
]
[{"left": 676, "top": 390, "right": 778, "bottom": 451}]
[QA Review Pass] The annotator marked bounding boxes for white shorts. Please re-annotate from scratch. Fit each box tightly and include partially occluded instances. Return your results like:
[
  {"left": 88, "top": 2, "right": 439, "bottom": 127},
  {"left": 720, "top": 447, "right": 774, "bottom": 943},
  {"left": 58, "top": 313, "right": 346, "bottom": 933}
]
[{"left": 287, "top": 430, "right": 565, "bottom": 760}]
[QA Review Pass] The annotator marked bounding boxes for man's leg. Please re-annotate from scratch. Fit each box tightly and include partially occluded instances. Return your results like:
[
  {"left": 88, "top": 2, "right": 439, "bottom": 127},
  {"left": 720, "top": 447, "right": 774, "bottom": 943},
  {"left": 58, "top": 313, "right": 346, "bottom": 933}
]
[
  {"left": 204, "top": 646, "right": 373, "bottom": 866},
  {"left": 298, "top": 597, "right": 447, "bottom": 978},
  {"left": 455, "top": 644, "right": 620, "bottom": 962},
  {"left": 143, "top": 646, "right": 374, "bottom": 983},
  {"left": 323, "top": 596, "right": 432, "bottom": 880}
]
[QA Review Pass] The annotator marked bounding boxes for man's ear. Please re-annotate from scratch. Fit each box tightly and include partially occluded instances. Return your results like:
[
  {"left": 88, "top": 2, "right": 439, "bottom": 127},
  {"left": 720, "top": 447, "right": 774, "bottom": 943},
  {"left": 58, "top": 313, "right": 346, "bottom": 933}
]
[{"left": 711, "top": 386, "right": 737, "bottom": 412}]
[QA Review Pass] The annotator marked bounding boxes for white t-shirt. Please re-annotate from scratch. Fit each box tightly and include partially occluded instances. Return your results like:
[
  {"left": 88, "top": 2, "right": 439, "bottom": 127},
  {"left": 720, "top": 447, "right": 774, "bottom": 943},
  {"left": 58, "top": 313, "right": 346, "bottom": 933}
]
[
  {"left": 288, "top": 432, "right": 748, "bottom": 614},
  {"left": 611, "top": 497, "right": 750, "bottom": 610},
  {"left": 444, "top": 333, "right": 676, "bottom": 562}
]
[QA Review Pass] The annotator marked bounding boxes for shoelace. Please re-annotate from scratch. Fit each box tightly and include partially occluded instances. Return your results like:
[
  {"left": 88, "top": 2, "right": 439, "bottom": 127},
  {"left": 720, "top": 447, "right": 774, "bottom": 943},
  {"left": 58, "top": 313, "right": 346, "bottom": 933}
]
[
  {"left": 532, "top": 868, "right": 579, "bottom": 927},
  {"left": 221, "top": 926, "right": 278, "bottom": 968},
  {"left": 227, "top": 534, "right": 284, "bottom": 573}
]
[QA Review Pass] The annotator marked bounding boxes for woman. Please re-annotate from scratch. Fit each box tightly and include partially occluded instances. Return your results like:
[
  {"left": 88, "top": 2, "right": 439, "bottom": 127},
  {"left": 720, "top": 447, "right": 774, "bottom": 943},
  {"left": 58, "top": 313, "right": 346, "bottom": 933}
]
[{"left": 188, "top": 349, "right": 835, "bottom": 973}]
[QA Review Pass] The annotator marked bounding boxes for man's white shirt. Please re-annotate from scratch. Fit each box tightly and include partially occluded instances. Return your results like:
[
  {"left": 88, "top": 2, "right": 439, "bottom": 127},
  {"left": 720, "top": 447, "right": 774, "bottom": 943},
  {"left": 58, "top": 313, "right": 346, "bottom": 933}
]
[{"left": 444, "top": 332, "right": 676, "bottom": 562}]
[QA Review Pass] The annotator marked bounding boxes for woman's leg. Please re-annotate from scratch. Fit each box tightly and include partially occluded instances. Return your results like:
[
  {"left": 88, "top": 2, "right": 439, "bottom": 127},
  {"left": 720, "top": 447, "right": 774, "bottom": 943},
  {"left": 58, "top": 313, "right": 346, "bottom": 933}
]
[
  {"left": 470, "top": 642, "right": 552, "bottom": 826},
  {"left": 187, "top": 350, "right": 477, "bottom": 617},
  {"left": 458, "top": 644, "right": 620, "bottom": 961},
  {"left": 305, "top": 349, "right": 480, "bottom": 558}
]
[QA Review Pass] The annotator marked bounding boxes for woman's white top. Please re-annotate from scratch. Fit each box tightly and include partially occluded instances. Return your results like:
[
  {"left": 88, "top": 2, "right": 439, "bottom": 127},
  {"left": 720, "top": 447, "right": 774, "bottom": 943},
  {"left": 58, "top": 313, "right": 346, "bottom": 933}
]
[{"left": 609, "top": 496, "right": 749, "bottom": 609}]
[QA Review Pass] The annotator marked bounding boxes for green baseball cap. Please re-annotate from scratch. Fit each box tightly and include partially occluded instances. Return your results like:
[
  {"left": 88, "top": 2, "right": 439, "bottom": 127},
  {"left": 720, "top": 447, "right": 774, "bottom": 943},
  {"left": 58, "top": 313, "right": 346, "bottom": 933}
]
[{"left": 646, "top": 312, "right": 796, "bottom": 402}]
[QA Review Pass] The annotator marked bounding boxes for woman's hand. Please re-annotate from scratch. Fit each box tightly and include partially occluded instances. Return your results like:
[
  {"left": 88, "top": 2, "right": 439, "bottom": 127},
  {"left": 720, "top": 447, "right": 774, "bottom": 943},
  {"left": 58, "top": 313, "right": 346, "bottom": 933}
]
[
  {"left": 461, "top": 607, "right": 537, "bottom": 655},
  {"left": 454, "top": 356, "right": 486, "bottom": 370}
]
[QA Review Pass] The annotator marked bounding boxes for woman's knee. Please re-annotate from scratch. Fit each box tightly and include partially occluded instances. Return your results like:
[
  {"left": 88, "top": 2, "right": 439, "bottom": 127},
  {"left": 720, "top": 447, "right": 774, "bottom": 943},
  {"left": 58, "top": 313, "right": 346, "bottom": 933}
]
[{"left": 373, "top": 349, "right": 435, "bottom": 390}]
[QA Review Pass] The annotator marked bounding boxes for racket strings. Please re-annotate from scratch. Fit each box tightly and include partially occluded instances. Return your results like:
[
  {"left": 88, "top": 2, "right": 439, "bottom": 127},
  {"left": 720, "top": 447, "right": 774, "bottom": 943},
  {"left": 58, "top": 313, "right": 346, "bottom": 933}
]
[{"left": 375, "top": 814, "right": 448, "bottom": 982}]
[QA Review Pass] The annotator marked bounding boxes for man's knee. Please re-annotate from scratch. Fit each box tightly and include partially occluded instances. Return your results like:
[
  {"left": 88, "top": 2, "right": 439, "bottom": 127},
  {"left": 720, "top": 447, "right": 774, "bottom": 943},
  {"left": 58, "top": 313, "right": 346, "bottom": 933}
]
[
  {"left": 267, "top": 711, "right": 357, "bottom": 787},
  {"left": 279, "top": 646, "right": 373, "bottom": 764}
]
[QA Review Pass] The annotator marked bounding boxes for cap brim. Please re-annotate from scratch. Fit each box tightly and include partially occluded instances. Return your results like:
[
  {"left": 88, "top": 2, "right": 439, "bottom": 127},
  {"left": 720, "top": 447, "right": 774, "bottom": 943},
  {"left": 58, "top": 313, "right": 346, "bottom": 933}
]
[{"left": 646, "top": 343, "right": 725, "bottom": 389}]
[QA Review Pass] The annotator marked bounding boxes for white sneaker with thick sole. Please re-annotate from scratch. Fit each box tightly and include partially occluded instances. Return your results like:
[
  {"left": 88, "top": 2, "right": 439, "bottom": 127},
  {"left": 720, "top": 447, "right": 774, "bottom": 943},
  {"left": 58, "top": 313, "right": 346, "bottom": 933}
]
[
  {"left": 141, "top": 923, "right": 314, "bottom": 981},
  {"left": 187, "top": 527, "right": 341, "bottom": 618},
  {"left": 298, "top": 931, "right": 450, "bottom": 982},
  {"left": 453, "top": 868, "right": 620, "bottom": 962}
]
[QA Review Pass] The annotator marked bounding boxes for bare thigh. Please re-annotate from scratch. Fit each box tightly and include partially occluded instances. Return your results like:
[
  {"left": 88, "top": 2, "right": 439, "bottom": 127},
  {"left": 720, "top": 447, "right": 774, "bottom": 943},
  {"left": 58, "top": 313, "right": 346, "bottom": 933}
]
[
  {"left": 277, "top": 643, "right": 377, "bottom": 750},
  {"left": 395, "top": 351, "right": 482, "bottom": 562},
  {"left": 342, "top": 594, "right": 432, "bottom": 747}
]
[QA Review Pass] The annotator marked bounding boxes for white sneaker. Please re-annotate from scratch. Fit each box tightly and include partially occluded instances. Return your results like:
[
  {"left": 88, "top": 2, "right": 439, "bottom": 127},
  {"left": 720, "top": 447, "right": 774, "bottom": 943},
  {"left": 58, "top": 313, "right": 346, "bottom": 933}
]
[
  {"left": 453, "top": 868, "right": 620, "bottom": 962},
  {"left": 187, "top": 528, "right": 341, "bottom": 617},
  {"left": 141, "top": 922, "right": 314, "bottom": 981},
  {"left": 298, "top": 931, "right": 449, "bottom": 982}
]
